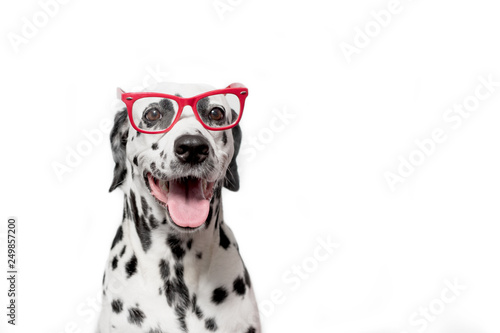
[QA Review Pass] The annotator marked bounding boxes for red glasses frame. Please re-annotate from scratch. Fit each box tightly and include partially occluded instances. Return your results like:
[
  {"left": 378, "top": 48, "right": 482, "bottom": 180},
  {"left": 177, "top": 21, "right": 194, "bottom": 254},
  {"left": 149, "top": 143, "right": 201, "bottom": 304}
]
[{"left": 117, "top": 83, "right": 248, "bottom": 134}]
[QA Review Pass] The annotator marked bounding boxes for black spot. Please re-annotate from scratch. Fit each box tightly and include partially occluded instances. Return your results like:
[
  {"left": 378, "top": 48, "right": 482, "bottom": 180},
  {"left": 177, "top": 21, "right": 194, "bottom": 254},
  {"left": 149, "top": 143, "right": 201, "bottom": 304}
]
[
  {"left": 130, "top": 191, "right": 152, "bottom": 252},
  {"left": 174, "top": 262, "right": 184, "bottom": 279},
  {"left": 165, "top": 280, "right": 174, "bottom": 306},
  {"left": 141, "top": 196, "right": 149, "bottom": 217},
  {"left": 205, "top": 205, "right": 214, "bottom": 229},
  {"left": 219, "top": 227, "right": 230, "bottom": 250},
  {"left": 120, "top": 245, "right": 127, "bottom": 257},
  {"left": 159, "top": 287, "right": 163, "bottom": 295},
  {"left": 196, "top": 252, "right": 202, "bottom": 259},
  {"left": 126, "top": 254, "right": 138, "bottom": 278},
  {"left": 214, "top": 209, "right": 220, "bottom": 230},
  {"left": 233, "top": 276, "right": 246, "bottom": 296},
  {"left": 137, "top": 214, "right": 152, "bottom": 251},
  {"left": 111, "top": 299, "right": 123, "bottom": 313},
  {"left": 111, "top": 226, "right": 123, "bottom": 249},
  {"left": 246, "top": 327, "right": 256, "bottom": 333},
  {"left": 152, "top": 143, "right": 159, "bottom": 150},
  {"left": 136, "top": 131, "right": 141, "bottom": 137},
  {"left": 161, "top": 162, "right": 165, "bottom": 169},
  {"left": 122, "top": 194, "right": 128, "bottom": 220},
  {"left": 124, "top": 198, "right": 131, "bottom": 219},
  {"left": 160, "top": 150, "right": 164, "bottom": 157},
  {"left": 175, "top": 304, "right": 187, "bottom": 332},
  {"left": 102, "top": 271, "right": 106, "bottom": 285},
  {"left": 133, "top": 156, "right": 138, "bottom": 166},
  {"left": 128, "top": 306, "right": 145, "bottom": 326},
  {"left": 173, "top": 262, "right": 190, "bottom": 308},
  {"left": 243, "top": 264, "right": 252, "bottom": 288},
  {"left": 151, "top": 162, "right": 157, "bottom": 171},
  {"left": 159, "top": 259, "right": 170, "bottom": 280},
  {"left": 162, "top": 218, "right": 167, "bottom": 224},
  {"left": 162, "top": 262, "right": 190, "bottom": 332},
  {"left": 109, "top": 122, "right": 128, "bottom": 190},
  {"left": 186, "top": 239, "right": 193, "bottom": 250},
  {"left": 164, "top": 262, "right": 190, "bottom": 311},
  {"left": 167, "top": 235, "right": 185, "bottom": 260},
  {"left": 205, "top": 317, "right": 218, "bottom": 331},
  {"left": 222, "top": 132, "right": 227, "bottom": 145},
  {"left": 148, "top": 329, "right": 165, "bottom": 333},
  {"left": 211, "top": 287, "right": 228, "bottom": 305},
  {"left": 213, "top": 186, "right": 221, "bottom": 201},
  {"left": 111, "top": 256, "right": 118, "bottom": 270},
  {"left": 149, "top": 214, "right": 159, "bottom": 229},
  {"left": 191, "top": 294, "right": 204, "bottom": 319}
]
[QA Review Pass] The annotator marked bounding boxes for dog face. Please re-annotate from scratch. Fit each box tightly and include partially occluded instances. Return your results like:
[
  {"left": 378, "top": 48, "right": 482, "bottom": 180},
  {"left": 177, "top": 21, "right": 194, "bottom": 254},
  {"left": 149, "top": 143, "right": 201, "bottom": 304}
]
[{"left": 109, "top": 82, "right": 242, "bottom": 232}]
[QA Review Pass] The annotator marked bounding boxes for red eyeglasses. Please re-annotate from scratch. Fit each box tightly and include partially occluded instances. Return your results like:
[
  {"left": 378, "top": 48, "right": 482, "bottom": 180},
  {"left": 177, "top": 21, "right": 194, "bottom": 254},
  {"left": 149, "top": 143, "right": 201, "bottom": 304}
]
[{"left": 117, "top": 83, "right": 248, "bottom": 134}]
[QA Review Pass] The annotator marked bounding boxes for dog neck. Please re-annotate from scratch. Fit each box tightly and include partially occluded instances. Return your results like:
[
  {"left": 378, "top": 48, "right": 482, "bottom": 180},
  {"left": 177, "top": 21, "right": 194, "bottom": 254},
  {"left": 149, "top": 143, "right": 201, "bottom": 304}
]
[{"left": 119, "top": 177, "right": 225, "bottom": 276}]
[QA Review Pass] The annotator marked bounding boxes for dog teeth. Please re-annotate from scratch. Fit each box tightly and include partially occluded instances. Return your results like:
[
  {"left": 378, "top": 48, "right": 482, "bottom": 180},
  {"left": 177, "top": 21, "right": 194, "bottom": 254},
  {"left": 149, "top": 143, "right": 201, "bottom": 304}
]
[{"left": 202, "top": 179, "right": 207, "bottom": 191}]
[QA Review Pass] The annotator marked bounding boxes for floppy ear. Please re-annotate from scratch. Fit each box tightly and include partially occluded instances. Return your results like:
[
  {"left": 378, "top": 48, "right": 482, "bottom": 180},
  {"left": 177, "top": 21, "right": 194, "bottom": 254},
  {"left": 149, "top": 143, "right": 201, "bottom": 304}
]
[
  {"left": 109, "top": 109, "right": 129, "bottom": 192},
  {"left": 224, "top": 122, "right": 242, "bottom": 191}
]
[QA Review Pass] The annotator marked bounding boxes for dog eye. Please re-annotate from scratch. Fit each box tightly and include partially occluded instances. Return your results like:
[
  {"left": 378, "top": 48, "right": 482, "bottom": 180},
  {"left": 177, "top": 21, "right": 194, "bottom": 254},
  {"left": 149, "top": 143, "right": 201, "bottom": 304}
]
[
  {"left": 144, "top": 108, "right": 162, "bottom": 122},
  {"left": 208, "top": 107, "right": 224, "bottom": 121}
]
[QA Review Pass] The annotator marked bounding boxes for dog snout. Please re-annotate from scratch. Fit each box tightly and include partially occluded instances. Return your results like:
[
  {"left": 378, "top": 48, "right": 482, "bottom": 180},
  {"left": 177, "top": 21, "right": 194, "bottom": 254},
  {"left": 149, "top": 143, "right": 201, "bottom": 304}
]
[{"left": 174, "top": 134, "right": 210, "bottom": 164}]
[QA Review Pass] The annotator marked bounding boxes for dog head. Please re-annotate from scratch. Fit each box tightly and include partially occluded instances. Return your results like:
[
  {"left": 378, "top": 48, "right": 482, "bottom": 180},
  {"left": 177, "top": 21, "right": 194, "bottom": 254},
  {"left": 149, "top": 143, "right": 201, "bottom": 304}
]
[{"left": 109, "top": 82, "right": 242, "bottom": 232}]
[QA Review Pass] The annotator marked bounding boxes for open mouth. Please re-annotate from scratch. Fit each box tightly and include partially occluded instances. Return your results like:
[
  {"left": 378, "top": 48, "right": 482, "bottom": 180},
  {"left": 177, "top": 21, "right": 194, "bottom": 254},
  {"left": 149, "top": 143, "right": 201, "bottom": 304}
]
[{"left": 147, "top": 173, "right": 215, "bottom": 229}]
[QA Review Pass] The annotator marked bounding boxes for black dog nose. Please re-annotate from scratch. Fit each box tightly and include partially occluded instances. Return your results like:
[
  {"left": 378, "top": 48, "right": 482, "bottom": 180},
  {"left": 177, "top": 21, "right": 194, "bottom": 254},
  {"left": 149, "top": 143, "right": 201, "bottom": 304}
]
[{"left": 174, "top": 135, "right": 210, "bottom": 164}]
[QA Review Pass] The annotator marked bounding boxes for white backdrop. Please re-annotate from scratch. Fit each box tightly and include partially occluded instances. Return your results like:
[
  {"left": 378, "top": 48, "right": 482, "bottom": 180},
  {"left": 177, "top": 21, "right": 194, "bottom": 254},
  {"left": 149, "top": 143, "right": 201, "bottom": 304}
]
[{"left": 1, "top": 0, "right": 500, "bottom": 332}]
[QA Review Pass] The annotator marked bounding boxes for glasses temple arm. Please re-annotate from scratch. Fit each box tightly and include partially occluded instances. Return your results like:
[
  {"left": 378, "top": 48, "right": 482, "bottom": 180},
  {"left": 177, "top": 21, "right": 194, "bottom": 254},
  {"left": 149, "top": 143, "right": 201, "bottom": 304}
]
[
  {"left": 116, "top": 87, "right": 126, "bottom": 100},
  {"left": 226, "top": 83, "right": 246, "bottom": 89}
]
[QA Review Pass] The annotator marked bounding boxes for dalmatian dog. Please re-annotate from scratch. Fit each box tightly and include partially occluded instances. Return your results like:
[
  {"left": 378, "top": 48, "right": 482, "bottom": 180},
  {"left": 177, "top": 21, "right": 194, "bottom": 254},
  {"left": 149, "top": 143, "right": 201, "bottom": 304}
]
[{"left": 98, "top": 82, "right": 261, "bottom": 333}]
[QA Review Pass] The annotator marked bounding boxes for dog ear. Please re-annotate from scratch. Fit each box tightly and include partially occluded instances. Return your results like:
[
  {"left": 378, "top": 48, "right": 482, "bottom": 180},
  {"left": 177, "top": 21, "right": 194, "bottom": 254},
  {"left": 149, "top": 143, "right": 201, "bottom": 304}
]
[
  {"left": 109, "top": 109, "right": 129, "bottom": 192},
  {"left": 224, "top": 121, "right": 242, "bottom": 192}
]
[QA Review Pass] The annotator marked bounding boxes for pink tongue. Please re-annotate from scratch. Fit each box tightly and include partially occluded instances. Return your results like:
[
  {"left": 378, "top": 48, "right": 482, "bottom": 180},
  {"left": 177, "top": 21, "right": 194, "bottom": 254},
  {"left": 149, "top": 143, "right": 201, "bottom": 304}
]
[{"left": 167, "top": 178, "right": 210, "bottom": 228}]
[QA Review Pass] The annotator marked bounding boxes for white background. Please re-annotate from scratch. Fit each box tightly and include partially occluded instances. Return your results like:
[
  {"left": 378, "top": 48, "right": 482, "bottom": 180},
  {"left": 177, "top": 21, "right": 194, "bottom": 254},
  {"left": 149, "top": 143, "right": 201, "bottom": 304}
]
[{"left": 1, "top": 0, "right": 500, "bottom": 332}]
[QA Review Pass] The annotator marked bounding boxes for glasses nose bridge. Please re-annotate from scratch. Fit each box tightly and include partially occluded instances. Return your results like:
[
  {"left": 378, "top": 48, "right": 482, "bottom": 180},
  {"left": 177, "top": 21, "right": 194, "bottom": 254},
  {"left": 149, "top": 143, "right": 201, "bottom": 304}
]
[
  {"left": 183, "top": 96, "right": 197, "bottom": 109},
  {"left": 177, "top": 96, "right": 199, "bottom": 120}
]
